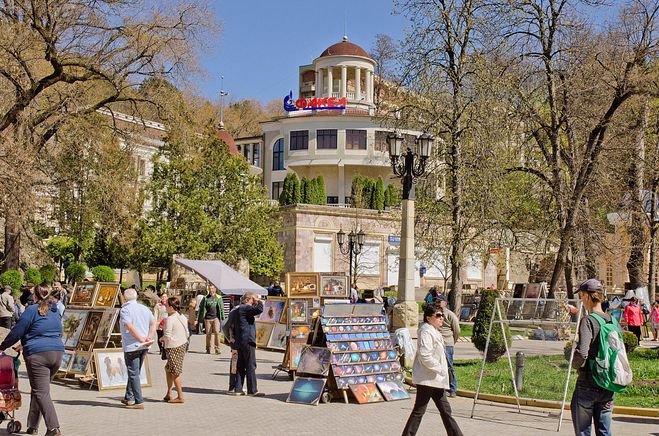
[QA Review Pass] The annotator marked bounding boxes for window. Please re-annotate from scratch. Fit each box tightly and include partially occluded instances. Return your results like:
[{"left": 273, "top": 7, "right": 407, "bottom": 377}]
[
  {"left": 273, "top": 138, "right": 284, "bottom": 170},
  {"left": 345, "top": 196, "right": 352, "bottom": 205},
  {"left": 327, "top": 196, "right": 339, "bottom": 204},
  {"left": 360, "top": 242, "right": 381, "bottom": 275},
  {"left": 317, "top": 129, "right": 337, "bottom": 149},
  {"left": 243, "top": 144, "right": 252, "bottom": 163},
  {"left": 272, "top": 181, "right": 284, "bottom": 200},
  {"left": 346, "top": 129, "right": 367, "bottom": 150},
  {"left": 606, "top": 264, "right": 613, "bottom": 287},
  {"left": 138, "top": 158, "right": 146, "bottom": 176},
  {"left": 290, "top": 130, "right": 309, "bottom": 150},
  {"left": 313, "top": 236, "right": 332, "bottom": 272},
  {"left": 374, "top": 131, "right": 388, "bottom": 152},
  {"left": 253, "top": 144, "right": 260, "bottom": 167}
]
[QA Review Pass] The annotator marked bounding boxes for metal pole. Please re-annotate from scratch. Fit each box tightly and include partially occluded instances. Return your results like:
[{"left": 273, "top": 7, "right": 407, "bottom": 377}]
[
  {"left": 558, "top": 300, "right": 584, "bottom": 432},
  {"left": 498, "top": 301, "right": 521, "bottom": 412},
  {"left": 348, "top": 244, "right": 353, "bottom": 288},
  {"left": 471, "top": 297, "right": 497, "bottom": 418},
  {"left": 515, "top": 352, "right": 524, "bottom": 392}
]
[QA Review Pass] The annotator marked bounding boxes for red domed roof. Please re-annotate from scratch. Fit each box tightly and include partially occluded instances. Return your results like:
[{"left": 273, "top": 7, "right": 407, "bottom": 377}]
[
  {"left": 319, "top": 38, "right": 371, "bottom": 59},
  {"left": 215, "top": 128, "right": 239, "bottom": 155}
]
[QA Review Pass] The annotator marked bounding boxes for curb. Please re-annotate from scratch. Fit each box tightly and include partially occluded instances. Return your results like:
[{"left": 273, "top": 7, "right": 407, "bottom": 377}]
[{"left": 457, "top": 390, "right": 659, "bottom": 418}]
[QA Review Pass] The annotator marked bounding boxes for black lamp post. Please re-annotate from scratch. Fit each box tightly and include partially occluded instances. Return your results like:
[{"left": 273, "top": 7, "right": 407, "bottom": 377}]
[
  {"left": 386, "top": 131, "right": 434, "bottom": 328},
  {"left": 337, "top": 228, "right": 365, "bottom": 287}
]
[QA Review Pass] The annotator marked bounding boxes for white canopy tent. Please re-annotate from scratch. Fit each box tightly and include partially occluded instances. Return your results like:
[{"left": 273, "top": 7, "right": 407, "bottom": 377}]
[{"left": 174, "top": 258, "right": 266, "bottom": 296}]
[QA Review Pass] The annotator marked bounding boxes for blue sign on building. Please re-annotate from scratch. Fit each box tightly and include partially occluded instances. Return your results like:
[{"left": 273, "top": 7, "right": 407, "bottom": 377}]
[{"left": 388, "top": 235, "right": 400, "bottom": 244}]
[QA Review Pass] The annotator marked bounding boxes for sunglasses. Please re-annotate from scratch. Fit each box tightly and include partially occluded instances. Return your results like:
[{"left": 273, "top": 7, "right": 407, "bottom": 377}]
[{"left": 433, "top": 313, "right": 444, "bottom": 319}]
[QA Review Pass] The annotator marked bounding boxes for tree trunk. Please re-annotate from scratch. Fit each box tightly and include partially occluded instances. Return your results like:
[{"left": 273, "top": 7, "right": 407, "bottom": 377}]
[
  {"left": 564, "top": 246, "right": 574, "bottom": 299},
  {"left": 2, "top": 210, "right": 20, "bottom": 272}
]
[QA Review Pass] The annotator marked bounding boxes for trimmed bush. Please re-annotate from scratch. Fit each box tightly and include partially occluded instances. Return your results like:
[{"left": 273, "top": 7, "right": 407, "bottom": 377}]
[
  {"left": 622, "top": 331, "right": 639, "bottom": 353},
  {"left": 472, "top": 289, "right": 512, "bottom": 362},
  {"left": 24, "top": 268, "right": 42, "bottom": 285},
  {"left": 39, "top": 264, "right": 57, "bottom": 284},
  {"left": 66, "top": 262, "right": 87, "bottom": 284},
  {"left": 0, "top": 270, "right": 22, "bottom": 291},
  {"left": 92, "top": 265, "right": 115, "bottom": 282}
]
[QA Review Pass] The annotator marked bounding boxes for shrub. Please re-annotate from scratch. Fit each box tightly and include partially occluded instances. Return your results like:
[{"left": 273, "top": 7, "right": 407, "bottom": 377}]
[
  {"left": 563, "top": 341, "right": 574, "bottom": 361},
  {"left": 24, "top": 268, "right": 42, "bottom": 285},
  {"left": 300, "top": 177, "right": 309, "bottom": 203},
  {"left": 472, "top": 289, "right": 512, "bottom": 362},
  {"left": 92, "top": 265, "right": 115, "bottom": 282},
  {"left": 39, "top": 264, "right": 58, "bottom": 284},
  {"left": 316, "top": 175, "right": 326, "bottom": 205},
  {"left": 66, "top": 262, "right": 87, "bottom": 283},
  {"left": 0, "top": 270, "right": 23, "bottom": 291},
  {"left": 374, "top": 176, "right": 385, "bottom": 211},
  {"left": 622, "top": 331, "right": 638, "bottom": 353}
]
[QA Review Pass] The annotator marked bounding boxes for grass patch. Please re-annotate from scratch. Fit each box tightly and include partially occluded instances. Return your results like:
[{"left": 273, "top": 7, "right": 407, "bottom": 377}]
[{"left": 454, "top": 348, "right": 658, "bottom": 408}]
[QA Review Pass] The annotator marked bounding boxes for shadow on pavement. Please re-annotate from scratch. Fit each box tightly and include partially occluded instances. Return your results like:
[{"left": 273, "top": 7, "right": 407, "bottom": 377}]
[
  {"left": 613, "top": 416, "right": 659, "bottom": 425},
  {"left": 182, "top": 386, "right": 230, "bottom": 395},
  {"left": 54, "top": 399, "right": 124, "bottom": 409}
]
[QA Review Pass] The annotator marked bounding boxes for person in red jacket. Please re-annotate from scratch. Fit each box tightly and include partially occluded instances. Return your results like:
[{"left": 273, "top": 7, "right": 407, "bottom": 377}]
[{"left": 623, "top": 296, "right": 643, "bottom": 342}]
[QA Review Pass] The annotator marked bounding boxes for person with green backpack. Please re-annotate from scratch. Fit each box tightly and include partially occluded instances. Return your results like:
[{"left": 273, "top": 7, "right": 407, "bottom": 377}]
[{"left": 571, "top": 279, "right": 633, "bottom": 436}]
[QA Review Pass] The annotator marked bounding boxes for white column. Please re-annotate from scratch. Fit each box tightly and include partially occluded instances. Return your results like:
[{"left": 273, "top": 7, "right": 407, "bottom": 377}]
[
  {"left": 315, "top": 69, "right": 321, "bottom": 98},
  {"left": 355, "top": 67, "right": 361, "bottom": 101},
  {"left": 327, "top": 66, "right": 333, "bottom": 97},
  {"left": 338, "top": 165, "right": 345, "bottom": 205},
  {"left": 365, "top": 70, "right": 372, "bottom": 102},
  {"left": 341, "top": 65, "right": 347, "bottom": 98}
]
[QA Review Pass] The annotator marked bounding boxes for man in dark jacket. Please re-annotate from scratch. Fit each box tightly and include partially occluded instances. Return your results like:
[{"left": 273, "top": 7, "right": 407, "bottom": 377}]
[
  {"left": 222, "top": 302, "right": 242, "bottom": 393},
  {"left": 231, "top": 292, "right": 263, "bottom": 396}
]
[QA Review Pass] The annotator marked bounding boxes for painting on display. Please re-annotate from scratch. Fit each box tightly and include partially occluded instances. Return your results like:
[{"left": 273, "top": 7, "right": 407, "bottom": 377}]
[
  {"left": 349, "top": 383, "right": 385, "bottom": 404},
  {"left": 62, "top": 310, "right": 89, "bottom": 348},
  {"left": 286, "top": 273, "right": 319, "bottom": 298},
  {"left": 59, "top": 351, "right": 75, "bottom": 372},
  {"left": 288, "top": 340, "right": 307, "bottom": 370},
  {"left": 320, "top": 275, "right": 349, "bottom": 298},
  {"left": 296, "top": 346, "right": 331, "bottom": 376},
  {"left": 312, "top": 297, "right": 321, "bottom": 308},
  {"left": 70, "top": 282, "right": 98, "bottom": 307},
  {"left": 94, "top": 283, "right": 120, "bottom": 308},
  {"left": 69, "top": 351, "right": 92, "bottom": 375},
  {"left": 286, "top": 377, "right": 326, "bottom": 406},
  {"left": 79, "top": 311, "right": 103, "bottom": 343},
  {"left": 376, "top": 381, "right": 410, "bottom": 401},
  {"left": 290, "top": 325, "right": 310, "bottom": 340},
  {"left": 257, "top": 298, "right": 286, "bottom": 323},
  {"left": 609, "top": 308, "right": 623, "bottom": 323},
  {"left": 524, "top": 283, "right": 542, "bottom": 299},
  {"left": 94, "top": 309, "right": 119, "bottom": 349},
  {"left": 266, "top": 323, "right": 287, "bottom": 350},
  {"left": 93, "top": 348, "right": 151, "bottom": 390},
  {"left": 255, "top": 322, "right": 275, "bottom": 347},
  {"left": 289, "top": 299, "right": 309, "bottom": 323}
]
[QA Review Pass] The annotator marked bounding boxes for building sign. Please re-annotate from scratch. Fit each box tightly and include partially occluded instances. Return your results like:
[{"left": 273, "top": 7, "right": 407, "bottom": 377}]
[
  {"left": 388, "top": 235, "right": 400, "bottom": 244},
  {"left": 283, "top": 91, "right": 346, "bottom": 112}
]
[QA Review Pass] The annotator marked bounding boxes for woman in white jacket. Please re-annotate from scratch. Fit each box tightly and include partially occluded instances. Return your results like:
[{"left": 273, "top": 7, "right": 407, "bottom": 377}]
[
  {"left": 402, "top": 303, "right": 463, "bottom": 436},
  {"left": 161, "top": 296, "right": 189, "bottom": 404}
]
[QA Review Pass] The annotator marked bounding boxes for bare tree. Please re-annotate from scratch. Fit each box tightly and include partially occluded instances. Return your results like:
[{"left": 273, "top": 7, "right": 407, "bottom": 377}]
[{"left": 370, "top": 33, "right": 399, "bottom": 111}]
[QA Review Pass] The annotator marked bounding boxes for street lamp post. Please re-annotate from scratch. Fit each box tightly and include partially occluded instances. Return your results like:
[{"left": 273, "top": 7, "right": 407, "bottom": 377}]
[
  {"left": 337, "top": 228, "right": 365, "bottom": 287},
  {"left": 387, "top": 132, "right": 433, "bottom": 330}
]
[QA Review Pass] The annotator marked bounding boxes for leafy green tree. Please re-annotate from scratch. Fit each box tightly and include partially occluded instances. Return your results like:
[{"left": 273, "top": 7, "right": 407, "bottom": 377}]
[
  {"left": 39, "top": 265, "right": 58, "bottom": 284},
  {"left": 374, "top": 176, "right": 385, "bottom": 211},
  {"left": 300, "top": 177, "right": 309, "bottom": 204},
  {"left": 46, "top": 236, "right": 76, "bottom": 273},
  {"left": 66, "top": 262, "right": 87, "bottom": 284},
  {"left": 24, "top": 268, "right": 42, "bottom": 285},
  {"left": 135, "top": 132, "right": 283, "bottom": 278},
  {"left": 92, "top": 265, "right": 116, "bottom": 282},
  {"left": 292, "top": 174, "right": 301, "bottom": 204},
  {"left": 0, "top": 270, "right": 22, "bottom": 291}
]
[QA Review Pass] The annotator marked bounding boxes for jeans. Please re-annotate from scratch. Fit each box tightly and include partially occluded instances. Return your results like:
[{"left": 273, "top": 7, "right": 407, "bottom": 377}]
[
  {"left": 124, "top": 349, "right": 147, "bottom": 404},
  {"left": 402, "top": 384, "right": 463, "bottom": 436},
  {"left": 25, "top": 350, "right": 63, "bottom": 431},
  {"left": 234, "top": 344, "right": 257, "bottom": 394},
  {"left": 445, "top": 346, "right": 456, "bottom": 393},
  {"left": 571, "top": 384, "right": 614, "bottom": 436}
]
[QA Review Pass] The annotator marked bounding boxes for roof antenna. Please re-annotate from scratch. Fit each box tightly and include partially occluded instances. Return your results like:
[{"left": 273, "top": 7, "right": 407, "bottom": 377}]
[
  {"left": 343, "top": 10, "right": 348, "bottom": 41},
  {"left": 219, "top": 75, "right": 228, "bottom": 129}
]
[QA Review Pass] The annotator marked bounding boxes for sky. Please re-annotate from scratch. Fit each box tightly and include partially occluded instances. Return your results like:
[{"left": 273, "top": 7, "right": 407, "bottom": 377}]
[
  {"left": 196, "top": 0, "right": 408, "bottom": 104},
  {"left": 195, "top": 1, "right": 621, "bottom": 106}
]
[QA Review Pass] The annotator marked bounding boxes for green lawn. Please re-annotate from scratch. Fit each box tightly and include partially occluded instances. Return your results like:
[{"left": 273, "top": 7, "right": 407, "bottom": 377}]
[{"left": 454, "top": 348, "right": 659, "bottom": 408}]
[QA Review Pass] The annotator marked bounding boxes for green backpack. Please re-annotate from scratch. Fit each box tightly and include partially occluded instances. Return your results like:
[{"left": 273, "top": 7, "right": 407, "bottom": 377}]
[{"left": 587, "top": 312, "right": 633, "bottom": 393}]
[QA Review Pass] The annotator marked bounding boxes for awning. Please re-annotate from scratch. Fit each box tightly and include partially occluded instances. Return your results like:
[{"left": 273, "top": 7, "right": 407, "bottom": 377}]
[{"left": 174, "top": 258, "right": 266, "bottom": 296}]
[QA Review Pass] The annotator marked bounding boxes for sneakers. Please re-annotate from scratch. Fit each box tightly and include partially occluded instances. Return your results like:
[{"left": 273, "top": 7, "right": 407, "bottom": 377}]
[
  {"left": 26, "top": 428, "right": 38, "bottom": 435},
  {"left": 448, "top": 392, "right": 457, "bottom": 398},
  {"left": 229, "top": 391, "right": 245, "bottom": 396},
  {"left": 45, "top": 429, "right": 62, "bottom": 436},
  {"left": 120, "top": 399, "right": 135, "bottom": 406},
  {"left": 249, "top": 392, "right": 265, "bottom": 397},
  {"left": 125, "top": 403, "right": 145, "bottom": 409}
]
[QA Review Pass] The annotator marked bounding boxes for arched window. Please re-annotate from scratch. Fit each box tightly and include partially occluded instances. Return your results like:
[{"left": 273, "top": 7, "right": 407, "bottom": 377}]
[{"left": 273, "top": 138, "right": 284, "bottom": 170}]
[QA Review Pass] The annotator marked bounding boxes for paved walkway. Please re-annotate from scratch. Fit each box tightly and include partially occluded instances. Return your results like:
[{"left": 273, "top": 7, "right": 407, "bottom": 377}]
[{"left": 9, "top": 336, "right": 656, "bottom": 436}]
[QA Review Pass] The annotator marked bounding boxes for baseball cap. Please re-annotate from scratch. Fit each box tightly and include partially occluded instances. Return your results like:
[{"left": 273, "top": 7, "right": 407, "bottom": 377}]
[
  {"left": 578, "top": 279, "right": 603, "bottom": 293},
  {"left": 437, "top": 294, "right": 448, "bottom": 302}
]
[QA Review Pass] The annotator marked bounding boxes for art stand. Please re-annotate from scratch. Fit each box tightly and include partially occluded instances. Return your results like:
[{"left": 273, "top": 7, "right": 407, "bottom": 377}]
[{"left": 470, "top": 297, "right": 583, "bottom": 432}]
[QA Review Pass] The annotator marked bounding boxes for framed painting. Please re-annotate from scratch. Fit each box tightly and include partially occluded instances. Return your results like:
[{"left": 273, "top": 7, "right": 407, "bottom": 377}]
[
  {"left": 59, "top": 350, "right": 75, "bottom": 372},
  {"left": 289, "top": 299, "right": 309, "bottom": 323},
  {"left": 255, "top": 322, "right": 275, "bottom": 347},
  {"left": 288, "top": 340, "right": 307, "bottom": 370},
  {"left": 609, "top": 308, "right": 622, "bottom": 323},
  {"left": 290, "top": 325, "right": 310, "bottom": 340},
  {"left": 349, "top": 383, "right": 385, "bottom": 404},
  {"left": 94, "top": 283, "right": 120, "bottom": 308},
  {"left": 79, "top": 311, "right": 103, "bottom": 343},
  {"left": 69, "top": 351, "right": 92, "bottom": 375},
  {"left": 320, "top": 274, "right": 349, "bottom": 298},
  {"left": 296, "top": 346, "right": 332, "bottom": 376},
  {"left": 287, "top": 377, "right": 326, "bottom": 406},
  {"left": 312, "top": 297, "right": 321, "bottom": 308},
  {"left": 257, "top": 298, "right": 286, "bottom": 323},
  {"left": 94, "top": 309, "right": 119, "bottom": 349},
  {"left": 62, "top": 310, "right": 89, "bottom": 348},
  {"left": 286, "top": 273, "right": 319, "bottom": 298},
  {"left": 70, "top": 282, "right": 98, "bottom": 307},
  {"left": 376, "top": 381, "right": 410, "bottom": 401},
  {"left": 267, "top": 323, "right": 287, "bottom": 350},
  {"left": 524, "top": 283, "right": 541, "bottom": 299},
  {"left": 93, "top": 348, "right": 152, "bottom": 390}
]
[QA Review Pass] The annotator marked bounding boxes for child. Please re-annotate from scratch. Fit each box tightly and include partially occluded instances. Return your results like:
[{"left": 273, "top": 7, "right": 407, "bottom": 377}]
[{"left": 650, "top": 301, "right": 659, "bottom": 341}]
